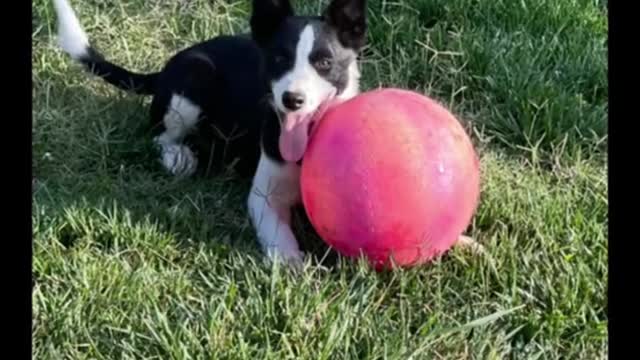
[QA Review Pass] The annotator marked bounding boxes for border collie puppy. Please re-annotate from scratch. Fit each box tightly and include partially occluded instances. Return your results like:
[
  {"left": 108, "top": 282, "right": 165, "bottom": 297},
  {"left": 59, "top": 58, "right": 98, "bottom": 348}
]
[
  {"left": 53, "top": 0, "right": 480, "bottom": 266},
  {"left": 53, "top": 0, "right": 367, "bottom": 265},
  {"left": 247, "top": 0, "right": 368, "bottom": 264}
]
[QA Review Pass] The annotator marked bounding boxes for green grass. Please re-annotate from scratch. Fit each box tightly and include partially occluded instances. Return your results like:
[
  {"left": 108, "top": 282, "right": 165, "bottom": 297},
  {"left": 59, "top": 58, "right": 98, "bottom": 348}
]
[{"left": 32, "top": 0, "right": 607, "bottom": 358}]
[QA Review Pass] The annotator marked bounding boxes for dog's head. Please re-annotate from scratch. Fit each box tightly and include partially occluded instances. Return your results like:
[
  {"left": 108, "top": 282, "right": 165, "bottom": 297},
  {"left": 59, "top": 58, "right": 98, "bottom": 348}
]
[{"left": 251, "top": 0, "right": 367, "bottom": 162}]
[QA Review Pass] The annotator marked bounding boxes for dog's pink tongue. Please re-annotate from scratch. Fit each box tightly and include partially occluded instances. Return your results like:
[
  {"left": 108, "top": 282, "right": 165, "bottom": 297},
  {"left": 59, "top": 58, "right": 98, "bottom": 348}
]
[{"left": 279, "top": 115, "right": 309, "bottom": 163}]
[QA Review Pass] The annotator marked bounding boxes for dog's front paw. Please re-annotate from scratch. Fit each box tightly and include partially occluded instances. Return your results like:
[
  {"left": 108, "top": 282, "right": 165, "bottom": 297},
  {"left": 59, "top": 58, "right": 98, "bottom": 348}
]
[
  {"left": 158, "top": 143, "right": 198, "bottom": 177},
  {"left": 264, "top": 241, "right": 305, "bottom": 270}
]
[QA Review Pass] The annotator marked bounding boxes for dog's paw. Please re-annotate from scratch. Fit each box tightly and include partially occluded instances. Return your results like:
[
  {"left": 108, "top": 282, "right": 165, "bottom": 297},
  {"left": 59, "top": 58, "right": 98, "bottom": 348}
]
[
  {"left": 264, "top": 243, "right": 305, "bottom": 270},
  {"left": 159, "top": 143, "right": 198, "bottom": 177},
  {"left": 454, "top": 235, "right": 485, "bottom": 255}
]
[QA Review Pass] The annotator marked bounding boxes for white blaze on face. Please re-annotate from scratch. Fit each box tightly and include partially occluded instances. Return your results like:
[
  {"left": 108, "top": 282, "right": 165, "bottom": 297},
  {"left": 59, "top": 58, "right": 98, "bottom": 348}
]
[
  {"left": 271, "top": 25, "right": 335, "bottom": 116},
  {"left": 272, "top": 24, "right": 338, "bottom": 163}
]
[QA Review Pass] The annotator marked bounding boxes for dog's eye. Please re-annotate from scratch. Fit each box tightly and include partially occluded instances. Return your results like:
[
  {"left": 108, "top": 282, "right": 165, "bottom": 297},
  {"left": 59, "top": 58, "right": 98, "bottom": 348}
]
[{"left": 314, "top": 58, "right": 333, "bottom": 72}]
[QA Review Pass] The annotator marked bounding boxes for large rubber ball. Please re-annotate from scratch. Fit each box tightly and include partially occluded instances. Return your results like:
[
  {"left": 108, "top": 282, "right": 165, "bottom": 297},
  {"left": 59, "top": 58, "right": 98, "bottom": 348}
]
[{"left": 300, "top": 88, "right": 480, "bottom": 269}]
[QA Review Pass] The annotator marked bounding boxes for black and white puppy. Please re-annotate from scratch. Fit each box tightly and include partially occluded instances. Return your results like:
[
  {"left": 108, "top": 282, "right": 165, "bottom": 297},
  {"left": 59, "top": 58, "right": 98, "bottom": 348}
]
[
  {"left": 246, "top": 0, "right": 368, "bottom": 264},
  {"left": 250, "top": 0, "right": 481, "bottom": 264},
  {"left": 53, "top": 0, "right": 367, "bottom": 264},
  {"left": 53, "top": 0, "right": 480, "bottom": 266},
  {"left": 53, "top": 0, "right": 271, "bottom": 178}
]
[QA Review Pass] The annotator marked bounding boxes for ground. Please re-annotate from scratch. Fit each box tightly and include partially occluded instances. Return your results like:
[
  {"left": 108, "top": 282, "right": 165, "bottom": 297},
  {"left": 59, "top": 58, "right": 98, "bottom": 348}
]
[{"left": 32, "top": 0, "right": 608, "bottom": 358}]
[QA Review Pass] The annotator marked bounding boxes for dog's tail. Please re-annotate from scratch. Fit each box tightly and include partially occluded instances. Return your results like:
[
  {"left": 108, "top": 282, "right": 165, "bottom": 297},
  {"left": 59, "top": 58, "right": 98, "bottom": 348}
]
[{"left": 53, "top": 0, "right": 157, "bottom": 95}]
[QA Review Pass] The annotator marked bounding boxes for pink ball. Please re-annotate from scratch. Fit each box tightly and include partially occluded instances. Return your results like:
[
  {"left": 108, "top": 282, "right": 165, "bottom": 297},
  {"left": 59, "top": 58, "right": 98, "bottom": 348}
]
[{"left": 301, "top": 88, "right": 480, "bottom": 269}]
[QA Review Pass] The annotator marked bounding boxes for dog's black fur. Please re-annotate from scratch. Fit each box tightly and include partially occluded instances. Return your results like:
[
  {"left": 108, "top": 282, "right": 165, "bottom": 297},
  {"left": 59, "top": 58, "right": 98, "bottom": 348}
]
[
  {"left": 54, "top": 0, "right": 374, "bottom": 264},
  {"left": 53, "top": 0, "right": 484, "bottom": 265},
  {"left": 70, "top": 35, "right": 268, "bottom": 177}
]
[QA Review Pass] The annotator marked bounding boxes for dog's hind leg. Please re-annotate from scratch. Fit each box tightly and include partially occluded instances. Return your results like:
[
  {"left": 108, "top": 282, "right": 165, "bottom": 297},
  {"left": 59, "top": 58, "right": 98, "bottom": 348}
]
[
  {"left": 154, "top": 94, "right": 201, "bottom": 176},
  {"left": 453, "top": 235, "right": 485, "bottom": 255},
  {"left": 151, "top": 53, "right": 218, "bottom": 177},
  {"left": 152, "top": 94, "right": 202, "bottom": 177}
]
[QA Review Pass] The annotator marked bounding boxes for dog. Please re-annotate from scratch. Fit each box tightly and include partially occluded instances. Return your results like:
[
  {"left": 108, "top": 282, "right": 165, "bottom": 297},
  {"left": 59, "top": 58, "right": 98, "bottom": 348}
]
[{"left": 53, "top": 0, "right": 481, "bottom": 267}]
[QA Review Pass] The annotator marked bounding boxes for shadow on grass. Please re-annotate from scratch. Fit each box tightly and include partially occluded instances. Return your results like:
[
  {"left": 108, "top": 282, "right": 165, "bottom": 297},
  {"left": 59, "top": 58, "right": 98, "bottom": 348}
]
[{"left": 34, "top": 62, "right": 350, "bottom": 276}]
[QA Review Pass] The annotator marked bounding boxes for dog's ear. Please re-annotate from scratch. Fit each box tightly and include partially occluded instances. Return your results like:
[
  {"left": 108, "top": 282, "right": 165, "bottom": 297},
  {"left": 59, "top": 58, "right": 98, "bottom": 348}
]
[
  {"left": 250, "top": 0, "right": 294, "bottom": 46},
  {"left": 324, "top": 0, "right": 367, "bottom": 50}
]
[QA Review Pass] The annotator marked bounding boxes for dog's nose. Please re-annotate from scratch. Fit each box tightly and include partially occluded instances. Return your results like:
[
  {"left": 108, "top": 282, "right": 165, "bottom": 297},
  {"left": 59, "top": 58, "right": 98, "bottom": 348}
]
[{"left": 282, "top": 91, "right": 305, "bottom": 111}]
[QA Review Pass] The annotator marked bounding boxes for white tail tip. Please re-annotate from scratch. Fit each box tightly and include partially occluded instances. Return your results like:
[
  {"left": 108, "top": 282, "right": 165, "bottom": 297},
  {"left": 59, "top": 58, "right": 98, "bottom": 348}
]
[{"left": 52, "top": 0, "right": 89, "bottom": 60}]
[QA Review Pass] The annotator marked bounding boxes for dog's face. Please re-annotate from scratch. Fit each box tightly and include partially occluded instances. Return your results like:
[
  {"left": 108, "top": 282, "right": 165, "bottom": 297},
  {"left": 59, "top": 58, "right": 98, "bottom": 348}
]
[{"left": 251, "top": 0, "right": 367, "bottom": 162}]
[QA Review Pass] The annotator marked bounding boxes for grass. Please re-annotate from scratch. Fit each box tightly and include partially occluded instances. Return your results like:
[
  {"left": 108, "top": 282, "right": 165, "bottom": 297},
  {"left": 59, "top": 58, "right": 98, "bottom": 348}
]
[{"left": 32, "top": 0, "right": 607, "bottom": 358}]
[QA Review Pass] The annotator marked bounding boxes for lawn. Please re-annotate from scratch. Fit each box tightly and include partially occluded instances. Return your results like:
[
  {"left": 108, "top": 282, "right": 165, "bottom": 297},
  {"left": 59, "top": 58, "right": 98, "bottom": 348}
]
[{"left": 32, "top": 0, "right": 608, "bottom": 358}]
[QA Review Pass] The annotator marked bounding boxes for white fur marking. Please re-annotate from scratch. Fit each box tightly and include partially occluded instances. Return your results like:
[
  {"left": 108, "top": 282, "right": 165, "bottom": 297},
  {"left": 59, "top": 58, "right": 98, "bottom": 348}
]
[
  {"left": 154, "top": 94, "right": 202, "bottom": 177},
  {"left": 158, "top": 144, "right": 198, "bottom": 177},
  {"left": 53, "top": 0, "right": 89, "bottom": 60},
  {"left": 271, "top": 25, "right": 335, "bottom": 116},
  {"left": 248, "top": 152, "right": 303, "bottom": 265},
  {"left": 162, "top": 95, "right": 201, "bottom": 139},
  {"left": 339, "top": 61, "right": 361, "bottom": 101}
]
